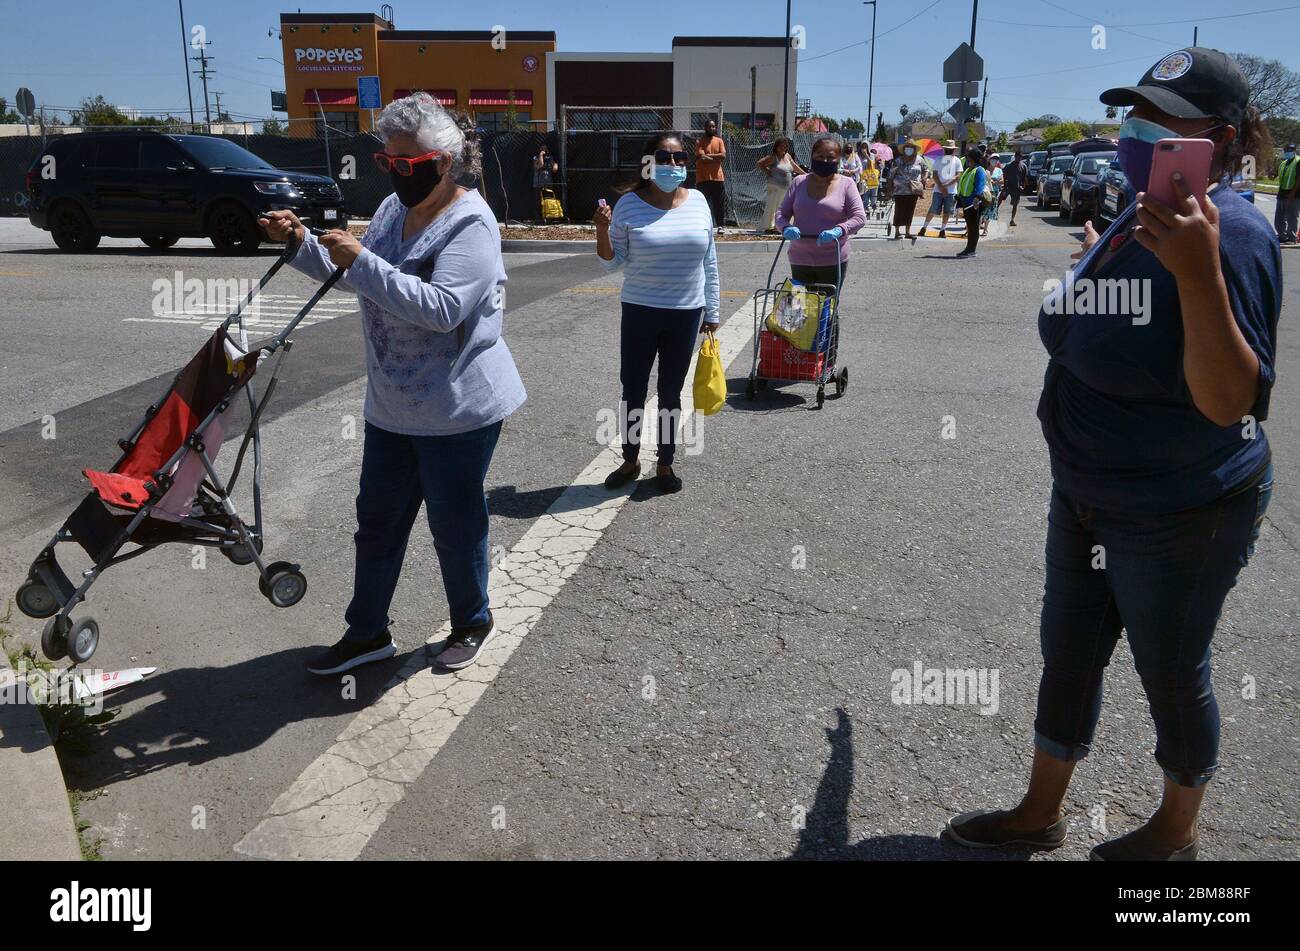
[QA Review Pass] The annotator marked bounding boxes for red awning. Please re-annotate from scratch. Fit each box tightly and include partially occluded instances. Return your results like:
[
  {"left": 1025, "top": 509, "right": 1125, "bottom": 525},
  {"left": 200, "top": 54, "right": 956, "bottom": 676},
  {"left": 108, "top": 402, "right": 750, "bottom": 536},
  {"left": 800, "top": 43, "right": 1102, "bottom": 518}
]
[
  {"left": 469, "top": 89, "right": 532, "bottom": 107},
  {"left": 303, "top": 88, "right": 357, "bottom": 106},
  {"left": 393, "top": 89, "right": 457, "bottom": 106}
]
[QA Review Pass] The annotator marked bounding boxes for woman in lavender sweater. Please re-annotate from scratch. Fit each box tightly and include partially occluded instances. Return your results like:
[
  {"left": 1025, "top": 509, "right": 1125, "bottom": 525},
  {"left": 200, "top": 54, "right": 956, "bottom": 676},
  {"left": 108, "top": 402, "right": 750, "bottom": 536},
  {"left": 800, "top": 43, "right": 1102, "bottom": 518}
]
[
  {"left": 261, "top": 94, "right": 525, "bottom": 676},
  {"left": 776, "top": 134, "right": 867, "bottom": 290}
]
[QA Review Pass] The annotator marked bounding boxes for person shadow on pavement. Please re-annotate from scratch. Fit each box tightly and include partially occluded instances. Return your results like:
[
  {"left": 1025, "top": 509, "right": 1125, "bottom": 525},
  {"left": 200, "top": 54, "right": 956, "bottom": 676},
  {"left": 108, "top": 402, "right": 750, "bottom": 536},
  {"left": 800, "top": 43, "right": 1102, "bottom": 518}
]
[
  {"left": 54, "top": 643, "right": 426, "bottom": 792},
  {"left": 786, "top": 707, "right": 1036, "bottom": 861}
]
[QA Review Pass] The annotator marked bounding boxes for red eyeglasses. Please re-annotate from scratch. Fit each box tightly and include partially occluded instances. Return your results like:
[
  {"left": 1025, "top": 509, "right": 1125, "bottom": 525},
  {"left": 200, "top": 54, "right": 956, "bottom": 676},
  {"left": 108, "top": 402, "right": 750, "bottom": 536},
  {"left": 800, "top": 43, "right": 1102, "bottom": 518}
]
[{"left": 373, "top": 150, "right": 443, "bottom": 176}]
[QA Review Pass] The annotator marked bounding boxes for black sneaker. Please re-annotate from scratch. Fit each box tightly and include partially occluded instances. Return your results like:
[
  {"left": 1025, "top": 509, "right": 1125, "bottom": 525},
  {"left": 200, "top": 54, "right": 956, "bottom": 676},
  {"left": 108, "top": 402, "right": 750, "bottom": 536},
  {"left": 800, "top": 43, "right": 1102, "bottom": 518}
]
[
  {"left": 306, "top": 631, "right": 396, "bottom": 675},
  {"left": 604, "top": 461, "right": 641, "bottom": 489},
  {"left": 939, "top": 229, "right": 947, "bottom": 239},
  {"left": 434, "top": 612, "right": 496, "bottom": 670},
  {"left": 1090, "top": 825, "right": 1199, "bottom": 861},
  {"left": 656, "top": 466, "right": 683, "bottom": 494},
  {"left": 944, "top": 808, "right": 1068, "bottom": 850}
]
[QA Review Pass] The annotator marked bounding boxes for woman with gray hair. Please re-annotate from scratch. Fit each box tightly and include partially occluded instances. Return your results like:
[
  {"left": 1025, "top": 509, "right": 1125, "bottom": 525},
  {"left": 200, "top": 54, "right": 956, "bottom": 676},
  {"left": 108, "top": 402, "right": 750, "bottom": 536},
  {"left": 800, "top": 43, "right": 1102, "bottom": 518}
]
[{"left": 261, "top": 92, "right": 525, "bottom": 675}]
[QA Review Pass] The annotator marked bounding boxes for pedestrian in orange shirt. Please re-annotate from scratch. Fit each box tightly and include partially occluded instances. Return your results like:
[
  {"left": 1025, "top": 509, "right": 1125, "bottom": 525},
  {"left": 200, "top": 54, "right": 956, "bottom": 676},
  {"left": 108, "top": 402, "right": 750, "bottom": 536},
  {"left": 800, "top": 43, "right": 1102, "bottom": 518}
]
[{"left": 695, "top": 119, "right": 727, "bottom": 233}]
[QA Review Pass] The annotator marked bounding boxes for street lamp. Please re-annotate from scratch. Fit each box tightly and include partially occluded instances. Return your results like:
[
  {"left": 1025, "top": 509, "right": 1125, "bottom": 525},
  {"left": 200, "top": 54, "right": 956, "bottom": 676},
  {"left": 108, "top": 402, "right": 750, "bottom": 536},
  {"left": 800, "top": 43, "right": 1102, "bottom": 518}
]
[
  {"left": 258, "top": 55, "right": 283, "bottom": 65},
  {"left": 864, "top": 1, "right": 877, "bottom": 141},
  {"left": 782, "top": 0, "right": 791, "bottom": 133}
]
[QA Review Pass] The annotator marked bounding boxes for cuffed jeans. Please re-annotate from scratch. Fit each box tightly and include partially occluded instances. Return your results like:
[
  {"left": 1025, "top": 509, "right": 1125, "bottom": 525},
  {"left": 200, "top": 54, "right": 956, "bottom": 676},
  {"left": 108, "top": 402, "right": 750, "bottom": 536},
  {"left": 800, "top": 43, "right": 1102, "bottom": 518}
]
[
  {"left": 343, "top": 419, "right": 502, "bottom": 642},
  {"left": 1034, "top": 464, "right": 1273, "bottom": 787},
  {"left": 620, "top": 301, "right": 702, "bottom": 466}
]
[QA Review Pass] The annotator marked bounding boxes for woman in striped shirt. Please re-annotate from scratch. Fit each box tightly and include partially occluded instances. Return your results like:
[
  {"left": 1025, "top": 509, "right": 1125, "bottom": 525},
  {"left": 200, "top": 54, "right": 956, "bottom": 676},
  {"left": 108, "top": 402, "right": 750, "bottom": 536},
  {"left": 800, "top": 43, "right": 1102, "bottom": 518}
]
[{"left": 595, "top": 133, "right": 721, "bottom": 494}]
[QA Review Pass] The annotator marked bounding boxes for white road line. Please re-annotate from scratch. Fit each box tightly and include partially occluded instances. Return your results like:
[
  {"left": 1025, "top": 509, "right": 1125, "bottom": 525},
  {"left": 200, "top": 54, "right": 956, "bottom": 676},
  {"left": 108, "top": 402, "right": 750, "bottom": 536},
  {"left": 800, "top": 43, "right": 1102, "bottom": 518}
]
[{"left": 234, "top": 295, "right": 758, "bottom": 860}]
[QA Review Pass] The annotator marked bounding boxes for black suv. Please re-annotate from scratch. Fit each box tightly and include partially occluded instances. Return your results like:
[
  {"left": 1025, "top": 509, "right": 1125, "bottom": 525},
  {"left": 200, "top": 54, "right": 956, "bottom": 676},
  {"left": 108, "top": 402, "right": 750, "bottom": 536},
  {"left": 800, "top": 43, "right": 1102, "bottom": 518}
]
[{"left": 26, "top": 132, "right": 346, "bottom": 254}]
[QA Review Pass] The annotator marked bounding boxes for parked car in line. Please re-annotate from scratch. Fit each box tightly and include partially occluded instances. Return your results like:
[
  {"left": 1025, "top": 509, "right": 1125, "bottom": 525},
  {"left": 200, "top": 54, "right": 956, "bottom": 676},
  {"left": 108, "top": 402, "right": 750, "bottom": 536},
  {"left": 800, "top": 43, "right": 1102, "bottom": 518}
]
[
  {"left": 1037, "top": 154, "right": 1076, "bottom": 209},
  {"left": 1025, "top": 150, "right": 1048, "bottom": 191},
  {"left": 26, "top": 131, "right": 347, "bottom": 254},
  {"left": 1060, "top": 151, "right": 1116, "bottom": 224},
  {"left": 1068, "top": 136, "right": 1118, "bottom": 156},
  {"left": 1098, "top": 160, "right": 1130, "bottom": 226}
]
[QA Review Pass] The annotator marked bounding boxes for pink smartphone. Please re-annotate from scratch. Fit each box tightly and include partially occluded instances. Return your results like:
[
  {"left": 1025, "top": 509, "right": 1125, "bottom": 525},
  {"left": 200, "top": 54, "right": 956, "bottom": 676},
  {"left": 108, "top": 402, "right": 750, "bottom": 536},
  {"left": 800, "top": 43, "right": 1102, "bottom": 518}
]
[{"left": 1146, "top": 138, "right": 1213, "bottom": 207}]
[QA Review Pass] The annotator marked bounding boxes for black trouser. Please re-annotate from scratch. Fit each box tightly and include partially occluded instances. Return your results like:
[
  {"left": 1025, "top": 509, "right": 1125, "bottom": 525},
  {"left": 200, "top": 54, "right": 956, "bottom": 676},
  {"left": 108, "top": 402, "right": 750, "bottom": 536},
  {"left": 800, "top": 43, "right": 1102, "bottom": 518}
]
[
  {"left": 963, "top": 204, "right": 981, "bottom": 253},
  {"left": 620, "top": 301, "right": 703, "bottom": 465},
  {"left": 697, "top": 180, "right": 725, "bottom": 227}
]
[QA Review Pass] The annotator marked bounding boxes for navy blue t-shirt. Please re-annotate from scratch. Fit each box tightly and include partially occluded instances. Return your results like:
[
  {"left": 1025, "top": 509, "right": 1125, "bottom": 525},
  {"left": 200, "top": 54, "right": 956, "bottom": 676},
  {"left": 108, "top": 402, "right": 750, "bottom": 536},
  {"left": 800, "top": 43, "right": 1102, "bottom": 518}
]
[{"left": 1037, "top": 184, "right": 1280, "bottom": 515}]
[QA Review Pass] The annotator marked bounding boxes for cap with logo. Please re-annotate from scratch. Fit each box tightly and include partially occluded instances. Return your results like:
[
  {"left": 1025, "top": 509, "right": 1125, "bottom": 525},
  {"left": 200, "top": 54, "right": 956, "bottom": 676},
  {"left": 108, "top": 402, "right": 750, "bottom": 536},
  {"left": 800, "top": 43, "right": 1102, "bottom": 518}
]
[{"left": 1100, "top": 47, "right": 1249, "bottom": 131}]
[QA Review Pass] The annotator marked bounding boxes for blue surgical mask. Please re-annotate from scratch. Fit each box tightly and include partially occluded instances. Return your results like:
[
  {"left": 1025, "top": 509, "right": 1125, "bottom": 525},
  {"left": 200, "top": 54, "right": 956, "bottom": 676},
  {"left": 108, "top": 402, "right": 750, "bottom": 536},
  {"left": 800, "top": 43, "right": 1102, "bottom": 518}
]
[
  {"left": 1286, "top": 151, "right": 1296, "bottom": 161},
  {"left": 1115, "top": 117, "right": 1177, "bottom": 192},
  {"left": 652, "top": 164, "right": 687, "bottom": 192}
]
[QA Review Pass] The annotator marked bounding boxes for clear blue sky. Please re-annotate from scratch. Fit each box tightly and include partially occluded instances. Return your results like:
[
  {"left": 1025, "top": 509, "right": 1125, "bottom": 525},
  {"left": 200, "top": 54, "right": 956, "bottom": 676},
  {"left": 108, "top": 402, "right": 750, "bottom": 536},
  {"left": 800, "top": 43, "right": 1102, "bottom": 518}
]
[{"left": 2, "top": 0, "right": 1297, "bottom": 129}]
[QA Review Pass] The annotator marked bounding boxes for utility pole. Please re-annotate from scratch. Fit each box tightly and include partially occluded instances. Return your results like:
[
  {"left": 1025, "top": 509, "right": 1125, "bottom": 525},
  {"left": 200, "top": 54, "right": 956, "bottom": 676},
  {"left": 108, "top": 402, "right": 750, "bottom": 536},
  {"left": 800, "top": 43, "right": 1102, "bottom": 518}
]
[
  {"left": 865, "top": 1, "right": 877, "bottom": 142},
  {"left": 782, "top": 0, "right": 791, "bottom": 133},
  {"left": 191, "top": 41, "right": 214, "bottom": 133},
  {"left": 178, "top": 0, "right": 195, "bottom": 131},
  {"left": 963, "top": 0, "right": 978, "bottom": 152},
  {"left": 980, "top": 77, "right": 988, "bottom": 141},
  {"left": 213, "top": 91, "right": 225, "bottom": 129},
  {"left": 750, "top": 66, "right": 757, "bottom": 134}
]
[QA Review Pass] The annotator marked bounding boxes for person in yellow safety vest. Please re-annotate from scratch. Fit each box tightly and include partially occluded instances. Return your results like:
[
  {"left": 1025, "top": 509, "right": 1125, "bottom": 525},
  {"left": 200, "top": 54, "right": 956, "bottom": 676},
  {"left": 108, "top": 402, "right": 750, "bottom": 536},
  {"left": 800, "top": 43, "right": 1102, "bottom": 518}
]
[
  {"left": 955, "top": 148, "right": 989, "bottom": 259},
  {"left": 1274, "top": 143, "right": 1300, "bottom": 244}
]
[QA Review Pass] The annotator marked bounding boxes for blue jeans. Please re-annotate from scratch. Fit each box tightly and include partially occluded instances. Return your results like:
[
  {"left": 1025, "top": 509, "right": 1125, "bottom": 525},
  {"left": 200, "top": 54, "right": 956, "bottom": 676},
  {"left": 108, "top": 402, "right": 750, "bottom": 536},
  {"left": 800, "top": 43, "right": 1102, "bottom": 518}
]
[
  {"left": 343, "top": 420, "right": 502, "bottom": 642},
  {"left": 1035, "top": 464, "right": 1272, "bottom": 787}
]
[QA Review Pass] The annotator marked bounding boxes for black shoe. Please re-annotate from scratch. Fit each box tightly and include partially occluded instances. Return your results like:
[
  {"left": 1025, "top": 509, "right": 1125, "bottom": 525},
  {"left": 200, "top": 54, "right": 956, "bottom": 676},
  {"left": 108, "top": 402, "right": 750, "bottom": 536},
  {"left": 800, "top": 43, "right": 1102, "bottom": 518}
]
[
  {"left": 306, "top": 631, "right": 396, "bottom": 675},
  {"left": 434, "top": 612, "right": 496, "bottom": 670},
  {"left": 656, "top": 466, "right": 683, "bottom": 494},
  {"left": 939, "top": 229, "right": 947, "bottom": 239},
  {"left": 1090, "top": 825, "right": 1199, "bottom": 861},
  {"left": 944, "top": 808, "right": 1068, "bottom": 850},
  {"left": 604, "top": 461, "right": 641, "bottom": 489}
]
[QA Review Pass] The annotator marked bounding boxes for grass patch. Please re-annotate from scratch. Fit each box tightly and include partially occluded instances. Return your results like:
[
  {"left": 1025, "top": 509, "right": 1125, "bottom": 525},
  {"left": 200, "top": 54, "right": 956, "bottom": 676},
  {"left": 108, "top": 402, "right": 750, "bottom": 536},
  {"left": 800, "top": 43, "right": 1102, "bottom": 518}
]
[{"left": 68, "top": 788, "right": 105, "bottom": 861}]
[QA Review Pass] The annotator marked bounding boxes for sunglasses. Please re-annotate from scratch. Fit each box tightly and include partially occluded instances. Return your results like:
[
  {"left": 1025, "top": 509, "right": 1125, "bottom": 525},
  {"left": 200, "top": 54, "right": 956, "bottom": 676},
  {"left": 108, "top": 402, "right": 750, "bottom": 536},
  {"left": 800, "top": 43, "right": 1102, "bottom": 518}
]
[
  {"left": 654, "top": 149, "right": 689, "bottom": 165},
  {"left": 373, "top": 150, "right": 443, "bottom": 176}
]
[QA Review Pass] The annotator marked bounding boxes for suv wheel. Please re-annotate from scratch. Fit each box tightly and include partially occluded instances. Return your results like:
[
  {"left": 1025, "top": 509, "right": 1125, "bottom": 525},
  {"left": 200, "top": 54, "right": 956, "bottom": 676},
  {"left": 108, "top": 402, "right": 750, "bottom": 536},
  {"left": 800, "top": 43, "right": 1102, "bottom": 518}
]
[
  {"left": 208, "top": 202, "right": 261, "bottom": 255},
  {"left": 1059, "top": 194, "right": 1070, "bottom": 219},
  {"left": 141, "top": 235, "right": 179, "bottom": 250},
  {"left": 50, "top": 203, "right": 101, "bottom": 253}
]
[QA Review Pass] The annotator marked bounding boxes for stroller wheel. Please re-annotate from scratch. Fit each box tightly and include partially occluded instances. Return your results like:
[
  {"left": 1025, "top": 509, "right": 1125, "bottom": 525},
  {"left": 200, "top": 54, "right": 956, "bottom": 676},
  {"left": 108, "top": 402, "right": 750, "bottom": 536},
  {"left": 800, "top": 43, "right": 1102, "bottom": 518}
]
[
  {"left": 816, "top": 386, "right": 826, "bottom": 410},
  {"left": 42, "top": 616, "right": 71, "bottom": 661},
  {"left": 222, "top": 536, "right": 263, "bottom": 566},
  {"left": 67, "top": 618, "right": 100, "bottom": 665},
  {"left": 262, "top": 562, "right": 307, "bottom": 608},
  {"left": 835, "top": 367, "right": 848, "bottom": 397},
  {"left": 17, "top": 580, "right": 59, "bottom": 619}
]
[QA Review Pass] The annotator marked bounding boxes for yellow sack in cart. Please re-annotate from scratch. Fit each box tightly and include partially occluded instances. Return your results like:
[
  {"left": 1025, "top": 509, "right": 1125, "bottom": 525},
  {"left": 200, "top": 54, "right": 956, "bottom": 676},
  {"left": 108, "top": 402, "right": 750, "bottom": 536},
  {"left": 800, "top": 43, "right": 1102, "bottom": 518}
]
[
  {"left": 764, "top": 278, "right": 834, "bottom": 352},
  {"left": 539, "top": 187, "right": 565, "bottom": 221},
  {"left": 693, "top": 331, "right": 726, "bottom": 416}
]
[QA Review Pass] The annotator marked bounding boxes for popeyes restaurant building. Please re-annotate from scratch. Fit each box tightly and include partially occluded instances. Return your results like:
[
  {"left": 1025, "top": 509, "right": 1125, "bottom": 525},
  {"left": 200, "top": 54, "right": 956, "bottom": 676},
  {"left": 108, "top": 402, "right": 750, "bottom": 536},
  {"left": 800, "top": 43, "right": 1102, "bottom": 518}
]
[{"left": 279, "top": 12, "right": 555, "bottom": 136}]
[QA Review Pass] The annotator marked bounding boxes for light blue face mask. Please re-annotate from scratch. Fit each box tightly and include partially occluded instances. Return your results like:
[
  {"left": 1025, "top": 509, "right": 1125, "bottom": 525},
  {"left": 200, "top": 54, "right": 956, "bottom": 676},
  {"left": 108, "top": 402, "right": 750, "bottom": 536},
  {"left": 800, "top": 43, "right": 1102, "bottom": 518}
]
[{"left": 652, "top": 164, "right": 687, "bottom": 192}]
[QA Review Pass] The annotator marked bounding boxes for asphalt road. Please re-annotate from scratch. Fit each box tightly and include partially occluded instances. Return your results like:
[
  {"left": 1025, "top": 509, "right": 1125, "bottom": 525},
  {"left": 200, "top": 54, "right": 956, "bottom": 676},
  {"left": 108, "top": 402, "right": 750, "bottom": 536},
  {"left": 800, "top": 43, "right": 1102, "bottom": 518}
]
[{"left": 0, "top": 205, "right": 1295, "bottom": 861}]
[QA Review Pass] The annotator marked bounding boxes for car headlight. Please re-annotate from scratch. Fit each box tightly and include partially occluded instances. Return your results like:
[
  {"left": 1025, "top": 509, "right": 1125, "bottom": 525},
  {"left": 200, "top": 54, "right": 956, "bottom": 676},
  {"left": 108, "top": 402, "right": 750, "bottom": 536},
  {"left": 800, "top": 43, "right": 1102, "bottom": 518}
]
[{"left": 254, "top": 181, "right": 297, "bottom": 196}]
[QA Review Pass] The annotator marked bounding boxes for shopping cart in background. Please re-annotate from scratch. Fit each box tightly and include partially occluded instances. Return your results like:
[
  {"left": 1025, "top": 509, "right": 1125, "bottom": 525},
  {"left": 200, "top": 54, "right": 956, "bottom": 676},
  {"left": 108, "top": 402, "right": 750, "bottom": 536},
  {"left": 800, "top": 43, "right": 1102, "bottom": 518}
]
[{"left": 745, "top": 236, "right": 847, "bottom": 410}]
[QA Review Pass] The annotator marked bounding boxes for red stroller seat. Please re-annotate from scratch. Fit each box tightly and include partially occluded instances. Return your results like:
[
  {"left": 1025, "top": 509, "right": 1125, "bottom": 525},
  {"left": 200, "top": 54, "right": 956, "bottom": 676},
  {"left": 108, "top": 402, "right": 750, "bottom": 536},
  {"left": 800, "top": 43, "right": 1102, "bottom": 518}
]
[{"left": 15, "top": 233, "right": 345, "bottom": 664}]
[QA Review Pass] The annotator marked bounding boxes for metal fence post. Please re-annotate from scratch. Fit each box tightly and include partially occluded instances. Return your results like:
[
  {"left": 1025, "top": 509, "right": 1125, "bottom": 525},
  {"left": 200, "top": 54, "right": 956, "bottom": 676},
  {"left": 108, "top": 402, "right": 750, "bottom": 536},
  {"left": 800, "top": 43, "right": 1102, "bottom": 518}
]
[{"left": 559, "top": 105, "right": 568, "bottom": 225}]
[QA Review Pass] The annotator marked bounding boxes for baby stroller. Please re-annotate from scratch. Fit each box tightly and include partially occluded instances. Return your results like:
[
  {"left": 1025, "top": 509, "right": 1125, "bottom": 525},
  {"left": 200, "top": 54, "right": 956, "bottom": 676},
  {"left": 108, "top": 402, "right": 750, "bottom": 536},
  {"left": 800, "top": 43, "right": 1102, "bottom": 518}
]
[{"left": 14, "top": 230, "right": 345, "bottom": 664}]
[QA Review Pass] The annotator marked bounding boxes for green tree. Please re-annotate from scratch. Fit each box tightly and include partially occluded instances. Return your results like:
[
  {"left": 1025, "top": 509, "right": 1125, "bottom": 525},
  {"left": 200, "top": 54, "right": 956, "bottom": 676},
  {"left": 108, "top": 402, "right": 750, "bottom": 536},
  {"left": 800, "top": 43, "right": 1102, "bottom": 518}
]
[
  {"left": 1041, "top": 121, "right": 1088, "bottom": 144},
  {"left": 261, "top": 118, "right": 287, "bottom": 135},
  {"left": 72, "top": 95, "right": 130, "bottom": 126},
  {"left": 841, "top": 117, "right": 865, "bottom": 135}
]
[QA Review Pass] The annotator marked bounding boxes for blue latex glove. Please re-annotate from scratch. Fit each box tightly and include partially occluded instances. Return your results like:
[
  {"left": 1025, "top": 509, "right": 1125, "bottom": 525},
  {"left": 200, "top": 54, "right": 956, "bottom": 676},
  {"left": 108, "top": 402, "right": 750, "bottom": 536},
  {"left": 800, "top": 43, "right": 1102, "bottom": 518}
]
[
  {"left": 782, "top": 226, "right": 801, "bottom": 241},
  {"left": 817, "top": 226, "right": 844, "bottom": 246}
]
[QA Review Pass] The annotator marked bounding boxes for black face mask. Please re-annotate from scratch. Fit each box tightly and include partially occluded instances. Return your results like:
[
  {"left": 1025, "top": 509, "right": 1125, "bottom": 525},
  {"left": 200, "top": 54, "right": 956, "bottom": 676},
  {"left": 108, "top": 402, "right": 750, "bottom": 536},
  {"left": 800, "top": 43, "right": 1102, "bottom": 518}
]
[
  {"left": 390, "top": 160, "right": 443, "bottom": 207},
  {"left": 811, "top": 158, "right": 838, "bottom": 177}
]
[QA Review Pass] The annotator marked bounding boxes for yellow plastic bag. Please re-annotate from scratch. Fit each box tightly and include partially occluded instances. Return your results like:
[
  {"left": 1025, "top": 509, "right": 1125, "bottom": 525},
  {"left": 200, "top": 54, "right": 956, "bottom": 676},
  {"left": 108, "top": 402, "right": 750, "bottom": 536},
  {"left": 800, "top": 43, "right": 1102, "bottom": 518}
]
[
  {"left": 764, "top": 278, "right": 834, "bottom": 351},
  {"left": 693, "top": 331, "right": 726, "bottom": 416}
]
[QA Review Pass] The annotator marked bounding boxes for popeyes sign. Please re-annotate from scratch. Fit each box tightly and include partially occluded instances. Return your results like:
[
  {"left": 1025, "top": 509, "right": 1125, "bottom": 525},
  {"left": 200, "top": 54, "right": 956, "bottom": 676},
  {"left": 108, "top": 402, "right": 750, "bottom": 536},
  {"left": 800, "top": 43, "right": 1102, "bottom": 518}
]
[{"left": 293, "top": 46, "right": 366, "bottom": 72}]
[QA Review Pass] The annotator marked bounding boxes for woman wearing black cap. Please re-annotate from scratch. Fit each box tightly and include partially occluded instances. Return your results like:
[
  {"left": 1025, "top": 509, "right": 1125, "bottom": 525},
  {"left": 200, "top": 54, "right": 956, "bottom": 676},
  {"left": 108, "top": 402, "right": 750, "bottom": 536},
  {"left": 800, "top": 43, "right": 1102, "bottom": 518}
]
[{"left": 947, "top": 49, "right": 1280, "bottom": 861}]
